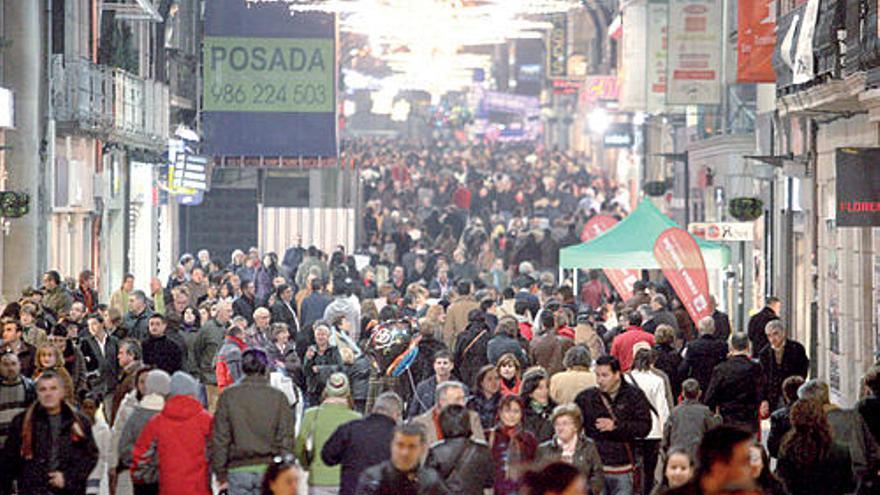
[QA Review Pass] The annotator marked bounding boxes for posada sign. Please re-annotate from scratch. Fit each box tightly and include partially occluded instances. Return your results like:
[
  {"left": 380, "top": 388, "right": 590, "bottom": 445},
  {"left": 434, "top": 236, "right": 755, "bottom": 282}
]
[{"left": 653, "top": 227, "right": 712, "bottom": 325}]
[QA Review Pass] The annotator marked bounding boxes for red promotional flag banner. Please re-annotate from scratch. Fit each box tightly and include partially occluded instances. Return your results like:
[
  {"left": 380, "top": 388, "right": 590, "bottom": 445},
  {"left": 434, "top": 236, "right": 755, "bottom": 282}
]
[
  {"left": 653, "top": 227, "right": 712, "bottom": 325},
  {"left": 580, "top": 215, "right": 639, "bottom": 301},
  {"left": 737, "top": 0, "right": 776, "bottom": 83}
]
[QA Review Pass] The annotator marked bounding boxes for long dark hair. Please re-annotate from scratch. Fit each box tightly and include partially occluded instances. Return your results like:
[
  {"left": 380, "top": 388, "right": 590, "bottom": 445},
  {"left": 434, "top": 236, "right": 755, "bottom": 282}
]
[
  {"left": 779, "top": 399, "right": 832, "bottom": 467},
  {"left": 521, "top": 462, "right": 582, "bottom": 495},
  {"left": 751, "top": 442, "right": 783, "bottom": 491}
]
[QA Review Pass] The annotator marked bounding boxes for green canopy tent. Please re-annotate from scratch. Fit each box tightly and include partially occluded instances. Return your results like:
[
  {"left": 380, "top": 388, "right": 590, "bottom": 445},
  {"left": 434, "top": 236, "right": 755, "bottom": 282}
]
[{"left": 560, "top": 199, "right": 730, "bottom": 270}]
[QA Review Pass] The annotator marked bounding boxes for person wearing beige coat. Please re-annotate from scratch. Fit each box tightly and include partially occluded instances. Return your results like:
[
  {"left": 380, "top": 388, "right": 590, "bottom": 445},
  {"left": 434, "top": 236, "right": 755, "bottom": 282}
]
[{"left": 549, "top": 345, "right": 597, "bottom": 405}]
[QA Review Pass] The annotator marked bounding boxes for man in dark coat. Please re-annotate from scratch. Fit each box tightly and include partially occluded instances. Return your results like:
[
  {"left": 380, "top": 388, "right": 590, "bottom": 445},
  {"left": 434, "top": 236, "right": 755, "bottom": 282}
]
[
  {"left": 355, "top": 423, "right": 449, "bottom": 495},
  {"left": 642, "top": 294, "right": 679, "bottom": 334},
  {"left": 142, "top": 314, "right": 184, "bottom": 375},
  {"left": 323, "top": 392, "right": 402, "bottom": 495},
  {"left": 408, "top": 350, "right": 455, "bottom": 418},
  {"left": 679, "top": 316, "right": 729, "bottom": 392},
  {"left": 748, "top": 296, "right": 781, "bottom": 358},
  {"left": 270, "top": 284, "right": 300, "bottom": 334},
  {"left": 123, "top": 290, "right": 153, "bottom": 342},
  {"left": 759, "top": 320, "right": 809, "bottom": 415},
  {"left": 2, "top": 372, "right": 98, "bottom": 495},
  {"left": 575, "top": 355, "right": 652, "bottom": 495},
  {"left": 709, "top": 296, "right": 732, "bottom": 343},
  {"left": 300, "top": 278, "right": 333, "bottom": 329},
  {"left": 703, "top": 333, "right": 764, "bottom": 433},
  {"left": 232, "top": 281, "right": 258, "bottom": 326},
  {"left": 79, "top": 314, "right": 120, "bottom": 402}
]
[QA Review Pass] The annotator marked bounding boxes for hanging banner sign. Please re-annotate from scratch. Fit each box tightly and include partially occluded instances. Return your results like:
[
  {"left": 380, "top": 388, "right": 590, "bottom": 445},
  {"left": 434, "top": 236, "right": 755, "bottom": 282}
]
[
  {"left": 835, "top": 148, "right": 880, "bottom": 227},
  {"left": 654, "top": 227, "right": 712, "bottom": 325},
  {"left": 619, "top": 0, "right": 647, "bottom": 111},
  {"left": 737, "top": 0, "right": 777, "bottom": 82},
  {"left": 666, "top": 0, "right": 723, "bottom": 105},
  {"left": 547, "top": 13, "right": 568, "bottom": 78},
  {"left": 646, "top": 0, "right": 668, "bottom": 113},
  {"left": 581, "top": 215, "right": 639, "bottom": 301},
  {"left": 792, "top": 0, "right": 819, "bottom": 84}
]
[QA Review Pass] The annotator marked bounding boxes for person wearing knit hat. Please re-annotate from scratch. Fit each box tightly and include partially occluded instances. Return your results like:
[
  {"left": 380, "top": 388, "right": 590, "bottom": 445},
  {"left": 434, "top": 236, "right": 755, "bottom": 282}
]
[
  {"left": 168, "top": 371, "right": 201, "bottom": 399},
  {"left": 295, "top": 372, "right": 360, "bottom": 493},
  {"left": 323, "top": 372, "right": 351, "bottom": 400},
  {"left": 144, "top": 369, "right": 171, "bottom": 397},
  {"left": 113, "top": 369, "right": 171, "bottom": 495},
  {"left": 131, "top": 370, "right": 213, "bottom": 495}
]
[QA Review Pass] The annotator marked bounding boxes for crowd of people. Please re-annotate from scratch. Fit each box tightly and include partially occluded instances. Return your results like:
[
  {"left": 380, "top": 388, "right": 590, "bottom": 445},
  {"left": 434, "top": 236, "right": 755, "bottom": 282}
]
[{"left": 0, "top": 139, "right": 877, "bottom": 495}]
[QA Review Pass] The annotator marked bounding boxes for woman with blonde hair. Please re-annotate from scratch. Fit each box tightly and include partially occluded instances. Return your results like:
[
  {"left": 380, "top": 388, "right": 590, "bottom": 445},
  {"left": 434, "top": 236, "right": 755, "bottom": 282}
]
[{"left": 32, "top": 343, "right": 76, "bottom": 402}]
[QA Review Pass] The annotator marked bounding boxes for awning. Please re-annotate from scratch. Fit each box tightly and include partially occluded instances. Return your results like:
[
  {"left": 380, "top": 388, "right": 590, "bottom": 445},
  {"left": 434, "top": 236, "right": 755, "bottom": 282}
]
[{"left": 559, "top": 199, "right": 730, "bottom": 269}]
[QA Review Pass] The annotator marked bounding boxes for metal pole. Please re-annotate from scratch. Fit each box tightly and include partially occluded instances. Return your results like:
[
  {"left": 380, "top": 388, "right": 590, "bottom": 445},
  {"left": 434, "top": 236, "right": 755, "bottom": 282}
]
[{"left": 683, "top": 153, "right": 690, "bottom": 226}]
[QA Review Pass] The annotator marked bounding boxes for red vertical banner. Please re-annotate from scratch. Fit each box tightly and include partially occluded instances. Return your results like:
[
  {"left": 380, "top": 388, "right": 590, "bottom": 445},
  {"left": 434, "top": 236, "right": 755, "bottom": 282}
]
[
  {"left": 580, "top": 215, "right": 639, "bottom": 301},
  {"left": 737, "top": 0, "right": 777, "bottom": 82},
  {"left": 653, "top": 228, "right": 712, "bottom": 325}
]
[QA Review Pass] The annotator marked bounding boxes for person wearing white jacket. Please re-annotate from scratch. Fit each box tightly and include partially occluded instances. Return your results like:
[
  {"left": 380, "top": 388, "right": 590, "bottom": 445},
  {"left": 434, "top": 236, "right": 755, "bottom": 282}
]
[{"left": 625, "top": 342, "right": 671, "bottom": 495}]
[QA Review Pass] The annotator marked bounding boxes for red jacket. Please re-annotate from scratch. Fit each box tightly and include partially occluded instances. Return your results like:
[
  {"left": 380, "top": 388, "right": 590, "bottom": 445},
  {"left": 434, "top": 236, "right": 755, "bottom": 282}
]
[
  {"left": 610, "top": 326, "right": 656, "bottom": 372},
  {"left": 131, "top": 395, "right": 213, "bottom": 495}
]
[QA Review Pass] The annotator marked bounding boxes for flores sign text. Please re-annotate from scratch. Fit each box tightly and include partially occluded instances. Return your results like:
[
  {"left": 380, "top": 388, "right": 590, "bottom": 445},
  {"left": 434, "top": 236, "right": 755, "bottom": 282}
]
[{"left": 204, "top": 37, "right": 333, "bottom": 113}]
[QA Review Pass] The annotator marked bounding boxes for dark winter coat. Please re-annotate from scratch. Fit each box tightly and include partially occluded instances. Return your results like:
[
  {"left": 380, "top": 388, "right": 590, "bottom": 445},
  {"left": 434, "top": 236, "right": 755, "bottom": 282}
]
[
  {"left": 468, "top": 392, "right": 501, "bottom": 430},
  {"left": 409, "top": 335, "right": 448, "bottom": 386},
  {"left": 853, "top": 396, "right": 880, "bottom": 494},
  {"left": 536, "top": 436, "right": 604, "bottom": 495},
  {"left": 232, "top": 295, "right": 257, "bottom": 326},
  {"left": 300, "top": 292, "right": 333, "bottom": 329},
  {"left": 322, "top": 413, "right": 396, "bottom": 495},
  {"left": 678, "top": 334, "right": 728, "bottom": 392},
  {"left": 454, "top": 323, "right": 491, "bottom": 391},
  {"left": 660, "top": 399, "right": 720, "bottom": 459},
  {"left": 270, "top": 300, "right": 300, "bottom": 332},
  {"left": 355, "top": 460, "right": 449, "bottom": 495},
  {"left": 2, "top": 402, "right": 98, "bottom": 495},
  {"left": 425, "top": 437, "right": 494, "bottom": 495},
  {"left": 123, "top": 310, "right": 152, "bottom": 342},
  {"left": 409, "top": 375, "right": 438, "bottom": 419},
  {"left": 758, "top": 339, "right": 809, "bottom": 410},
  {"left": 522, "top": 401, "right": 554, "bottom": 444},
  {"left": 767, "top": 405, "right": 791, "bottom": 458},
  {"left": 653, "top": 343, "right": 683, "bottom": 400},
  {"left": 303, "top": 346, "right": 344, "bottom": 397},
  {"left": 703, "top": 354, "right": 763, "bottom": 431},
  {"left": 575, "top": 382, "right": 652, "bottom": 467},
  {"left": 345, "top": 354, "right": 372, "bottom": 404},
  {"left": 79, "top": 333, "right": 120, "bottom": 398},
  {"left": 712, "top": 310, "right": 732, "bottom": 342},
  {"left": 489, "top": 426, "right": 537, "bottom": 495},
  {"left": 777, "top": 441, "right": 855, "bottom": 495},
  {"left": 193, "top": 319, "right": 226, "bottom": 385}
]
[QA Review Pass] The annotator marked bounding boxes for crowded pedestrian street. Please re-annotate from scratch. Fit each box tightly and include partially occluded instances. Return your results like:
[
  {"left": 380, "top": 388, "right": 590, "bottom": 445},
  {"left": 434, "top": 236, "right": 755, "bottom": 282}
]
[{"left": 0, "top": 1, "right": 878, "bottom": 495}]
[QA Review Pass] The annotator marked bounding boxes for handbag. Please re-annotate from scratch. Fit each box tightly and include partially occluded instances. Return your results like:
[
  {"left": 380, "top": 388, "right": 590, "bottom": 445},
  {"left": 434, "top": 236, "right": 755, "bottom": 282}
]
[{"left": 598, "top": 392, "right": 642, "bottom": 492}]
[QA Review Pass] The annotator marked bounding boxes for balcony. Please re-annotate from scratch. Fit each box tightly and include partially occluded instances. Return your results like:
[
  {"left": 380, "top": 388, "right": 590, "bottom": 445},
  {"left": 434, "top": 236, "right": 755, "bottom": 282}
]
[{"left": 51, "top": 55, "right": 169, "bottom": 150}]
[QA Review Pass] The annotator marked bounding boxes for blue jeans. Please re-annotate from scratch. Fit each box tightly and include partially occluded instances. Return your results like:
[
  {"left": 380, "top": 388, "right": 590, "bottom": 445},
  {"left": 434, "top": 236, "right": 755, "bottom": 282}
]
[
  {"left": 605, "top": 471, "right": 634, "bottom": 495},
  {"left": 228, "top": 470, "right": 265, "bottom": 495}
]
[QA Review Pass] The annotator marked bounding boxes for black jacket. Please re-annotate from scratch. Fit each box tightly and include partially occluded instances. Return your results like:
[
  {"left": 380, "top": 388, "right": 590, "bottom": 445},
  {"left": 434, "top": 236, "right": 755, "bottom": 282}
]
[
  {"left": 777, "top": 441, "right": 854, "bottom": 495},
  {"left": 486, "top": 334, "right": 528, "bottom": 367},
  {"left": 322, "top": 413, "right": 396, "bottom": 495},
  {"left": 270, "top": 300, "right": 299, "bottom": 332},
  {"left": 303, "top": 346, "right": 343, "bottom": 396},
  {"left": 653, "top": 343, "right": 683, "bottom": 400},
  {"left": 2, "top": 403, "right": 98, "bottom": 495},
  {"left": 468, "top": 392, "right": 501, "bottom": 430},
  {"left": 703, "top": 354, "right": 763, "bottom": 431},
  {"left": 767, "top": 405, "right": 791, "bottom": 458},
  {"left": 425, "top": 437, "right": 493, "bottom": 495},
  {"left": 232, "top": 295, "right": 257, "bottom": 326},
  {"left": 356, "top": 460, "right": 449, "bottom": 495},
  {"left": 142, "top": 334, "right": 184, "bottom": 375},
  {"left": 78, "top": 333, "right": 120, "bottom": 397},
  {"left": 747, "top": 306, "right": 778, "bottom": 358},
  {"left": 522, "top": 401, "right": 555, "bottom": 444},
  {"left": 678, "top": 334, "right": 728, "bottom": 392},
  {"left": 575, "top": 382, "right": 652, "bottom": 467},
  {"left": 758, "top": 339, "right": 809, "bottom": 409},
  {"left": 454, "top": 323, "right": 491, "bottom": 391},
  {"left": 345, "top": 354, "right": 372, "bottom": 403},
  {"left": 712, "top": 310, "right": 731, "bottom": 342}
]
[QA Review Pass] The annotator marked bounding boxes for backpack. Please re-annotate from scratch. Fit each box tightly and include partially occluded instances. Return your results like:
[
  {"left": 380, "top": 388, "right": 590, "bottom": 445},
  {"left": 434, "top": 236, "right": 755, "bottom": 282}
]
[{"left": 214, "top": 346, "right": 236, "bottom": 391}]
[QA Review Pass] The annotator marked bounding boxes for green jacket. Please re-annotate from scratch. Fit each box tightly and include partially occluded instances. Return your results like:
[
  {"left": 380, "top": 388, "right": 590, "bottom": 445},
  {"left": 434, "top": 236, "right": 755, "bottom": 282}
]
[
  {"left": 192, "top": 319, "right": 227, "bottom": 385},
  {"left": 295, "top": 401, "right": 361, "bottom": 487},
  {"left": 211, "top": 375, "right": 296, "bottom": 481},
  {"left": 44, "top": 286, "right": 72, "bottom": 317}
]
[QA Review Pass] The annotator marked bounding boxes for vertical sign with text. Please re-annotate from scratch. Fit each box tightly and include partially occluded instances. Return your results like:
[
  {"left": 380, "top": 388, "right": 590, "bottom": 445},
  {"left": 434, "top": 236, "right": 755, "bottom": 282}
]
[{"left": 666, "top": 0, "right": 722, "bottom": 105}]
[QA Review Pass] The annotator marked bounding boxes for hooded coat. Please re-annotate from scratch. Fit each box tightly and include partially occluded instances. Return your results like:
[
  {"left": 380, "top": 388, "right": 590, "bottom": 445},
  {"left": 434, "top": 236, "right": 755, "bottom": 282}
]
[{"left": 130, "top": 383, "right": 213, "bottom": 495}]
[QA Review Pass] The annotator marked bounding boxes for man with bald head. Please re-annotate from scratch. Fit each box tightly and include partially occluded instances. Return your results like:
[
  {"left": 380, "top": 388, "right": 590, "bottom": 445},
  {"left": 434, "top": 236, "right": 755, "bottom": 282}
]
[{"left": 247, "top": 307, "right": 272, "bottom": 350}]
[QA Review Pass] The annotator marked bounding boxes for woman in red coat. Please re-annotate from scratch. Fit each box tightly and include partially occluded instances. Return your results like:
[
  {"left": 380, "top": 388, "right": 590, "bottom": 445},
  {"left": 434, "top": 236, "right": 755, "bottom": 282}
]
[
  {"left": 489, "top": 395, "right": 537, "bottom": 495},
  {"left": 131, "top": 372, "right": 213, "bottom": 495}
]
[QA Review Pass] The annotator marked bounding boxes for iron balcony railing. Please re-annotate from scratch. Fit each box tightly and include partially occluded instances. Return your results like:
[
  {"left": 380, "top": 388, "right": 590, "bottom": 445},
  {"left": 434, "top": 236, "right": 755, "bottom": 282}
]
[{"left": 51, "top": 55, "right": 169, "bottom": 150}]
